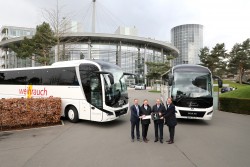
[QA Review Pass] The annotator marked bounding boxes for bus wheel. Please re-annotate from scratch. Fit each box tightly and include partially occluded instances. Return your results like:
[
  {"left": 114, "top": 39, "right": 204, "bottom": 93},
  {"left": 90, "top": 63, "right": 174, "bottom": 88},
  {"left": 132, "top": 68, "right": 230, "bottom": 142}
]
[{"left": 66, "top": 106, "right": 79, "bottom": 123}]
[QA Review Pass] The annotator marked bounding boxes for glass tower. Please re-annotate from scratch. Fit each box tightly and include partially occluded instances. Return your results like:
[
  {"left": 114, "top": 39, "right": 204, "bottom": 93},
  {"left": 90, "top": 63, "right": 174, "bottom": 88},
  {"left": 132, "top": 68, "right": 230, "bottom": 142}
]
[{"left": 171, "top": 24, "right": 203, "bottom": 65}]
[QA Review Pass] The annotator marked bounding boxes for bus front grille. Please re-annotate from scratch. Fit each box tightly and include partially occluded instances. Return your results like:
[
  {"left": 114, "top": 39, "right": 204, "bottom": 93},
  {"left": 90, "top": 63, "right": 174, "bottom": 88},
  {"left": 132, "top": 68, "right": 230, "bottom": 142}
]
[{"left": 179, "top": 110, "right": 206, "bottom": 117}]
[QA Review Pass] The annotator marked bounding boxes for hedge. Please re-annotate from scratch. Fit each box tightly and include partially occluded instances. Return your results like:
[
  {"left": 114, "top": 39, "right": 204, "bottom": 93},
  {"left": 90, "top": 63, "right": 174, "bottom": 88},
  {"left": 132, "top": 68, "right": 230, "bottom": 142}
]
[
  {"left": 219, "top": 97, "right": 250, "bottom": 115},
  {"left": 0, "top": 98, "right": 61, "bottom": 131}
]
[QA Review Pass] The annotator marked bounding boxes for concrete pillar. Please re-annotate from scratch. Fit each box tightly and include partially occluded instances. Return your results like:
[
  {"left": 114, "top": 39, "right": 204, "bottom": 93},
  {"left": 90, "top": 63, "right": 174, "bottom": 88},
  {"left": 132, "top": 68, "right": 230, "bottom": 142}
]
[
  {"left": 55, "top": 45, "right": 58, "bottom": 62},
  {"left": 87, "top": 40, "right": 91, "bottom": 59},
  {"left": 32, "top": 55, "right": 35, "bottom": 67},
  {"left": 62, "top": 43, "right": 66, "bottom": 61},
  {"left": 138, "top": 48, "right": 141, "bottom": 77},
  {"left": 4, "top": 49, "right": 7, "bottom": 69},
  {"left": 153, "top": 50, "right": 155, "bottom": 62},
  {"left": 161, "top": 48, "right": 164, "bottom": 62},
  {"left": 7, "top": 51, "right": 10, "bottom": 68},
  {"left": 118, "top": 41, "right": 122, "bottom": 67},
  {"left": 14, "top": 54, "right": 17, "bottom": 68},
  {"left": 144, "top": 46, "right": 147, "bottom": 86},
  {"left": 116, "top": 41, "right": 121, "bottom": 67}
]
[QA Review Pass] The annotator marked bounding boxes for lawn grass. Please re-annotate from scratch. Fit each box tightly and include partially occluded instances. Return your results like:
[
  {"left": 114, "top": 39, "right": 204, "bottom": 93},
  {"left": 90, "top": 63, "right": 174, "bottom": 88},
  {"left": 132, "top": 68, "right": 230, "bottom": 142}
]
[
  {"left": 148, "top": 90, "right": 161, "bottom": 93},
  {"left": 214, "top": 80, "right": 248, "bottom": 91},
  {"left": 220, "top": 85, "right": 250, "bottom": 98}
]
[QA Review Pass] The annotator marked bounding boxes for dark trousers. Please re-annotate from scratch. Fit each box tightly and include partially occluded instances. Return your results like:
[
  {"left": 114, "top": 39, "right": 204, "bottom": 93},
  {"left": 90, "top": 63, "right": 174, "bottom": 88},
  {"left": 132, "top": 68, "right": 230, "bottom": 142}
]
[
  {"left": 168, "top": 126, "right": 175, "bottom": 141},
  {"left": 154, "top": 121, "right": 164, "bottom": 140},
  {"left": 142, "top": 124, "right": 149, "bottom": 139},
  {"left": 131, "top": 121, "right": 140, "bottom": 139}
]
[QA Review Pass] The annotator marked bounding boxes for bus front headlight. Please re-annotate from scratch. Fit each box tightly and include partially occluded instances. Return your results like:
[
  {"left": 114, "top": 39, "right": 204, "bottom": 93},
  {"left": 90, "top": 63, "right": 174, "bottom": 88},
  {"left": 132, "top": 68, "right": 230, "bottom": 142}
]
[{"left": 207, "top": 110, "right": 213, "bottom": 115}]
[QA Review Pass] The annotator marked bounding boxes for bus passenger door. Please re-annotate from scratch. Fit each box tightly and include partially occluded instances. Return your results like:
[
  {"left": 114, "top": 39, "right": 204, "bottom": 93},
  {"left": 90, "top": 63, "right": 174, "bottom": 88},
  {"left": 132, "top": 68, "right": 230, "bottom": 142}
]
[
  {"left": 89, "top": 76, "right": 103, "bottom": 121},
  {"left": 79, "top": 64, "right": 103, "bottom": 121}
]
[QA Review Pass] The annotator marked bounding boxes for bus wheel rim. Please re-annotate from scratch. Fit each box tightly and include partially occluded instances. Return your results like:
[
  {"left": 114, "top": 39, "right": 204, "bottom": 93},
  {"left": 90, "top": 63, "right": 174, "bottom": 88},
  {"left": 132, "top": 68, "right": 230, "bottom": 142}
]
[{"left": 68, "top": 109, "right": 75, "bottom": 120}]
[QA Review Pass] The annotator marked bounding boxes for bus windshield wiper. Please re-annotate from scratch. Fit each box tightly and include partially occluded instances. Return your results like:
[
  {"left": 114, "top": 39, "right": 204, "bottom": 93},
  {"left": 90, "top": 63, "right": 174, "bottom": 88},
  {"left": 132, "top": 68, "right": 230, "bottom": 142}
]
[
  {"left": 176, "top": 93, "right": 191, "bottom": 103},
  {"left": 176, "top": 94, "right": 185, "bottom": 103}
]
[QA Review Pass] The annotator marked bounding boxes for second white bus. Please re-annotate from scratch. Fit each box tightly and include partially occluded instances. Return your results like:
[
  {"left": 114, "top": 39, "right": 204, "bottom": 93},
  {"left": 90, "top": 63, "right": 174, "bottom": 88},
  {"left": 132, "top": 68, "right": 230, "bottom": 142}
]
[{"left": 161, "top": 64, "right": 222, "bottom": 120}]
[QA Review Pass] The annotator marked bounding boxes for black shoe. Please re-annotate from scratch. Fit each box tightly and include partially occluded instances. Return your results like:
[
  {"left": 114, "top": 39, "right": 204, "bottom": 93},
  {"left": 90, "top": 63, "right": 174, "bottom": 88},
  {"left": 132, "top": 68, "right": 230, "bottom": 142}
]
[
  {"left": 137, "top": 138, "right": 141, "bottom": 142},
  {"left": 154, "top": 139, "right": 158, "bottom": 142},
  {"left": 166, "top": 139, "right": 171, "bottom": 142},
  {"left": 168, "top": 141, "right": 174, "bottom": 144},
  {"left": 160, "top": 140, "right": 163, "bottom": 143},
  {"left": 131, "top": 139, "right": 134, "bottom": 142},
  {"left": 146, "top": 138, "right": 149, "bottom": 141},
  {"left": 143, "top": 139, "right": 148, "bottom": 143}
]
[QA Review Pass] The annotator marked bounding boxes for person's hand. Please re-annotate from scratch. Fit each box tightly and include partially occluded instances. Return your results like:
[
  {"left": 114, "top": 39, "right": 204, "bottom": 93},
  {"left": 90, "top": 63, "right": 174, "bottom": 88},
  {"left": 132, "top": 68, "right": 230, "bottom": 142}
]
[
  {"left": 160, "top": 117, "right": 164, "bottom": 119},
  {"left": 159, "top": 112, "right": 162, "bottom": 116}
]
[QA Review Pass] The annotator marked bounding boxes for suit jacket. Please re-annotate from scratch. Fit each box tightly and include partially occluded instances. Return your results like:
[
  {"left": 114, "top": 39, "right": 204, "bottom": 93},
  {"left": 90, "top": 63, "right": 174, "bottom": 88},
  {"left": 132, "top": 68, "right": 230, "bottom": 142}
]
[
  {"left": 130, "top": 105, "right": 140, "bottom": 123},
  {"left": 140, "top": 104, "right": 152, "bottom": 124},
  {"left": 163, "top": 103, "right": 177, "bottom": 127},
  {"left": 152, "top": 104, "right": 166, "bottom": 124}
]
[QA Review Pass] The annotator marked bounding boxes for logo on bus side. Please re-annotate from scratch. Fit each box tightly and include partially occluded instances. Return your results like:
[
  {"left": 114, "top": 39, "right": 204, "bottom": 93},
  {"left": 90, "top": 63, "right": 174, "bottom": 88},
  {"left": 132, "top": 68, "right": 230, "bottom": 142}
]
[{"left": 19, "top": 85, "right": 48, "bottom": 98}]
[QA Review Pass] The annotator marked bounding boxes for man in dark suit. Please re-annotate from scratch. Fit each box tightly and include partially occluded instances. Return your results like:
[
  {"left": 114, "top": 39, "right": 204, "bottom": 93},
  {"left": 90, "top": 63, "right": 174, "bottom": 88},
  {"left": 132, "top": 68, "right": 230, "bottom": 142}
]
[
  {"left": 130, "top": 99, "right": 141, "bottom": 142},
  {"left": 152, "top": 98, "right": 166, "bottom": 143},
  {"left": 140, "top": 99, "right": 152, "bottom": 143},
  {"left": 163, "top": 97, "right": 177, "bottom": 144}
]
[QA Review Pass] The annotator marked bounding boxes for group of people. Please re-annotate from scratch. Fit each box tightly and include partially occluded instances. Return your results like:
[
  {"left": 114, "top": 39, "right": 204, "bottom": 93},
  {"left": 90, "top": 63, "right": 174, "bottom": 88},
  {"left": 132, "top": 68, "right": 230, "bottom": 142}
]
[{"left": 130, "top": 97, "right": 177, "bottom": 144}]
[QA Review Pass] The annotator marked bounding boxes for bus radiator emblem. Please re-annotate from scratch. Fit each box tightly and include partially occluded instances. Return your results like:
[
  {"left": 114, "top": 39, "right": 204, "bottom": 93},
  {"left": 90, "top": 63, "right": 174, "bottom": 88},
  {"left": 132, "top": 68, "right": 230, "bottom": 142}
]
[{"left": 118, "top": 100, "right": 125, "bottom": 105}]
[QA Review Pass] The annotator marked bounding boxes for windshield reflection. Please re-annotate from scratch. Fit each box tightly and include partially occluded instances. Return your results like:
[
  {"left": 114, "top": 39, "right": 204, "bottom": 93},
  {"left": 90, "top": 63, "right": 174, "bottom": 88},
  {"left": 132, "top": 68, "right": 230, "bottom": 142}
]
[
  {"left": 94, "top": 60, "right": 128, "bottom": 107},
  {"left": 172, "top": 72, "right": 212, "bottom": 99}
]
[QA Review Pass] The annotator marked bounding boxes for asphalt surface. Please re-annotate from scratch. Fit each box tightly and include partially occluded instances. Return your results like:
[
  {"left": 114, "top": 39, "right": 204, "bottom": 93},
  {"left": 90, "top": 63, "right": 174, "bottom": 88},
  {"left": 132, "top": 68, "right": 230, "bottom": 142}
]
[{"left": 0, "top": 89, "right": 250, "bottom": 167}]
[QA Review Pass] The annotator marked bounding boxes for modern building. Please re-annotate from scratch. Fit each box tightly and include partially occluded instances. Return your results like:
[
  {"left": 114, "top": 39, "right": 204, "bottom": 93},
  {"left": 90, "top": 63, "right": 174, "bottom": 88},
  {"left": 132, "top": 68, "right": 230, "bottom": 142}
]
[
  {"left": 171, "top": 24, "right": 203, "bottom": 65},
  {"left": 0, "top": 30, "right": 179, "bottom": 85},
  {"left": 115, "top": 26, "right": 138, "bottom": 36},
  {"left": 0, "top": 26, "right": 36, "bottom": 68}
]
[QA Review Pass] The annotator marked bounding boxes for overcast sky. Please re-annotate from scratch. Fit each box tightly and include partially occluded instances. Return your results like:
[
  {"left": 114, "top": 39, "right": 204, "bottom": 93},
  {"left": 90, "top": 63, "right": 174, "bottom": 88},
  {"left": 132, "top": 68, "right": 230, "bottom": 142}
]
[{"left": 1, "top": 0, "right": 250, "bottom": 51}]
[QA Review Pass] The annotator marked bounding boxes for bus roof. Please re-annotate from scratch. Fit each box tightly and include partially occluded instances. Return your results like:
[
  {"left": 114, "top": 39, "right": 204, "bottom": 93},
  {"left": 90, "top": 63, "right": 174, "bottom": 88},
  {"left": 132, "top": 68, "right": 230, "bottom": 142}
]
[
  {"left": 0, "top": 59, "right": 99, "bottom": 71},
  {"left": 51, "top": 59, "right": 97, "bottom": 67},
  {"left": 173, "top": 64, "right": 211, "bottom": 73}
]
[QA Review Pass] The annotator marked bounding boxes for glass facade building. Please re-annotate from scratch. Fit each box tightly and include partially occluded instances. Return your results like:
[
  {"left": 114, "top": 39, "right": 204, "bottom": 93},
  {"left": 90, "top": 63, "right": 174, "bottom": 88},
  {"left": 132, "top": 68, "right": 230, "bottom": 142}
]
[
  {"left": 171, "top": 24, "right": 203, "bottom": 65},
  {"left": 0, "top": 26, "right": 36, "bottom": 68},
  {"left": 63, "top": 43, "right": 165, "bottom": 75}
]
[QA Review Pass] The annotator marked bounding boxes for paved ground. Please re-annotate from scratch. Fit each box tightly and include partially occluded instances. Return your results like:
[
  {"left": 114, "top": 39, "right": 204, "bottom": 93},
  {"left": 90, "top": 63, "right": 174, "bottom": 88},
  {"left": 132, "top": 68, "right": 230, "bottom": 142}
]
[{"left": 0, "top": 89, "right": 250, "bottom": 167}]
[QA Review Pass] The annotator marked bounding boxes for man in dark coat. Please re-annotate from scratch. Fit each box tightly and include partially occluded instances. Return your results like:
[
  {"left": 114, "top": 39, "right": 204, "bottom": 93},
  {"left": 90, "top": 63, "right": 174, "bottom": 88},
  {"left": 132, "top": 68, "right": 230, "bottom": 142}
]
[
  {"left": 130, "top": 99, "right": 141, "bottom": 142},
  {"left": 152, "top": 98, "right": 166, "bottom": 143},
  {"left": 163, "top": 97, "right": 177, "bottom": 144},
  {"left": 140, "top": 99, "right": 152, "bottom": 143}
]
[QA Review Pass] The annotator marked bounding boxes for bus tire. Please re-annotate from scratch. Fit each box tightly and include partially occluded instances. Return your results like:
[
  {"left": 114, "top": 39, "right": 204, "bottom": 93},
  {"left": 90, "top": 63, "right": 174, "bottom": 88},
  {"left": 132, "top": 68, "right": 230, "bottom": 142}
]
[{"left": 65, "top": 106, "right": 79, "bottom": 123}]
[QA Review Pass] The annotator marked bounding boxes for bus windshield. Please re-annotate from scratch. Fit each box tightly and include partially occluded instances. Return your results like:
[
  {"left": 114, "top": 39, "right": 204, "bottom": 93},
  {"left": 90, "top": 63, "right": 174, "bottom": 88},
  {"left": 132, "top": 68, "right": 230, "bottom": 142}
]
[
  {"left": 97, "top": 61, "right": 127, "bottom": 107},
  {"left": 172, "top": 72, "right": 212, "bottom": 99}
]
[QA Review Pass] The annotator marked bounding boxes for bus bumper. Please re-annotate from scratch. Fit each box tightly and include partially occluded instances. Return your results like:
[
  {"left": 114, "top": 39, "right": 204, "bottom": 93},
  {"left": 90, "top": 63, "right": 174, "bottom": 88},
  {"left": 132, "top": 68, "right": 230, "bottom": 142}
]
[{"left": 175, "top": 106, "right": 214, "bottom": 120}]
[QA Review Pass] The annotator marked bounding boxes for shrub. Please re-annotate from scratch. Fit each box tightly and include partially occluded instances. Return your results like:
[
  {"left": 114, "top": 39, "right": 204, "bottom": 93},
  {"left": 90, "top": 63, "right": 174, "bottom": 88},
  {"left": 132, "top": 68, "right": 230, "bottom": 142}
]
[
  {"left": 219, "top": 97, "right": 250, "bottom": 115},
  {"left": 0, "top": 98, "right": 61, "bottom": 131}
]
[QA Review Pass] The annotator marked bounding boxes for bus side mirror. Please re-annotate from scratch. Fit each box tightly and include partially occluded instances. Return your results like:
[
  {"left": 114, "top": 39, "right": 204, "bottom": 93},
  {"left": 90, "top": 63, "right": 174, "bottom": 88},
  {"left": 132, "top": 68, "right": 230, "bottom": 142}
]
[
  {"left": 168, "top": 75, "right": 173, "bottom": 86},
  {"left": 108, "top": 74, "right": 114, "bottom": 85},
  {"left": 218, "top": 79, "right": 223, "bottom": 88}
]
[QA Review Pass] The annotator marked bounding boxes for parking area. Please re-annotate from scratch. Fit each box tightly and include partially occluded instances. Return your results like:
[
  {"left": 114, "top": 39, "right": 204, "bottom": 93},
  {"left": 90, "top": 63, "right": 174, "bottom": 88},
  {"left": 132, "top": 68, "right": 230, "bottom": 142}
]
[{"left": 0, "top": 89, "right": 250, "bottom": 167}]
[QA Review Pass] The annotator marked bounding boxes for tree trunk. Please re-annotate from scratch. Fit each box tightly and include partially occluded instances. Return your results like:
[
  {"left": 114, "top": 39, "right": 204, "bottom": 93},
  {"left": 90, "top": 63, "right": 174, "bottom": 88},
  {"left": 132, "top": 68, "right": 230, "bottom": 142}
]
[{"left": 239, "top": 63, "right": 243, "bottom": 84}]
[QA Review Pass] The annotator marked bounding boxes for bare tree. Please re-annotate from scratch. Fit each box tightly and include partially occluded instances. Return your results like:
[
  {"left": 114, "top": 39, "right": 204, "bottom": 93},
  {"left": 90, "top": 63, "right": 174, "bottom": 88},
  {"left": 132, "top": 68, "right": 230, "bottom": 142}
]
[{"left": 41, "top": 0, "right": 80, "bottom": 62}]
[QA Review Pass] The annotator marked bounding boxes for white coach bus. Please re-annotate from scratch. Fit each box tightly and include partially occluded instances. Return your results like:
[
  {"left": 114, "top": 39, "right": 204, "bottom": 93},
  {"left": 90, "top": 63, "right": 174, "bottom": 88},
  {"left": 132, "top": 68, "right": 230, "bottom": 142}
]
[
  {"left": 161, "top": 64, "right": 222, "bottom": 120},
  {"left": 0, "top": 60, "right": 130, "bottom": 122}
]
